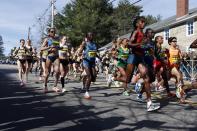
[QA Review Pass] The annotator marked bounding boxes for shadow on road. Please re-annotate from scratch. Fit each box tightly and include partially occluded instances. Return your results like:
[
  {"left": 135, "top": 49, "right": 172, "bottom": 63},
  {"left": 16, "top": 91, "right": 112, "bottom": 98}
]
[
  {"left": 0, "top": 66, "right": 197, "bottom": 131},
  {"left": 0, "top": 67, "right": 125, "bottom": 131}
]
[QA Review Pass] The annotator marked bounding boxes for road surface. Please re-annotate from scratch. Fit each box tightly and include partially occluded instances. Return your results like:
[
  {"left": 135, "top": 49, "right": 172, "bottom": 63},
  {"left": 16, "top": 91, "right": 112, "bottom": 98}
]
[{"left": 0, "top": 64, "right": 197, "bottom": 131}]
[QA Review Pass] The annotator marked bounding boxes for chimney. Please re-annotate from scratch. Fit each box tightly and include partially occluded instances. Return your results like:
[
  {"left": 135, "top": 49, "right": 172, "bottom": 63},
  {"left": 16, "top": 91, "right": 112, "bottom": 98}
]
[{"left": 176, "top": 0, "right": 188, "bottom": 18}]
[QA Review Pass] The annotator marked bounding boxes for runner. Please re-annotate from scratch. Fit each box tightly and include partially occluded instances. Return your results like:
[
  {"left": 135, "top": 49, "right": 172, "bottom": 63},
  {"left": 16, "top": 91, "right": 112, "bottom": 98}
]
[
  {"left": 25, "top": 39, "right": 33, "bottom": 82},
  {"left": 126, "top": 16, "right": 146, "bottom": 87},
  {"left": 112, "top": 38, "right": 129, "bottom": 95},
  {"left": 58, "top": 36, "right": 70, "bottom": 93},
  {"left": 102, "top": 52, "right": 110, "bottom": 80},
  {"left": 107, "top": 38, "right": 123, "bottom": 88},
  {"left": 168, "top": 37, "right": 185, "bottom": 102},
  {"left": 134, "top": 28, "right": 156, "bottom": 101},
  {"left": 154, "top": 36, "right": 176, "bottom": 97},
  {"left": 73, "top": 46, "right": 83, "bottom": 78},
  {"left": 38, "top": 49, "right": 44, "bottom": 81},
  {"left": 13, "top": 39, "right": 28, "bottom": 86},
  {"left": 127, "top": 16, "right": 160, "bottom": 111},
  {"left": 78, "top": 32, "right": 98, "bottom": 99},
  {"left": 40, "top": 28, "right": 60, "bottom": 93},
  {"left": 32, "top": 47, "right": 39, "bottom": 74}
]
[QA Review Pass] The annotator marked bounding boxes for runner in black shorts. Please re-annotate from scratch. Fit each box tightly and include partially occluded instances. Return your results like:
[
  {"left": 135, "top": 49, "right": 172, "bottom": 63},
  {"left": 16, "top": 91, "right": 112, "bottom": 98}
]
[{"left": 58, "top": 36, "right": 71, "bottom": 93}]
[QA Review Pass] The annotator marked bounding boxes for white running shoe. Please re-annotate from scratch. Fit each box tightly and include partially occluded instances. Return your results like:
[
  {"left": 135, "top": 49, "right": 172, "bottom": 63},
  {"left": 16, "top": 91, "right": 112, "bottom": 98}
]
[
  {"left": 20, "top": 81, "right": 24, "bottom": 87},
  {"left": 84, "top": 92, "right": 91, "bottom": 99},
  {"left": 147, "top": 103, "right": 160, "bottom": 112},
  {"left": 61, "top": 88, "right": 67, "bottom": 93},
  {"left": 155, "top": 86, "right": 166, "bottom": 92},
  {"left": 39, "top": 77, "right": 42, "bottom": 81}
]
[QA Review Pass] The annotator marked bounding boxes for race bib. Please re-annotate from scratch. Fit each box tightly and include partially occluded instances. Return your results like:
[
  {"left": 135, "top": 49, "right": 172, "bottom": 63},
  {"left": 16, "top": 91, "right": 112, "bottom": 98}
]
[
  {"left": 88, "top": 51, "right": 96, "bottom": 58},
  {"left": 18, "top": 55, "right": 26, "bottom": 60},
  {"left": 59, "top": 51, "right": 66, "bottom": 57},
  {"left": 62, "top": 47, "right": 68, "bottom": 51},
  {"left": 171, "top": 56, "right": 179, "bottom": 63},
  {"left": 43, "top": 51, "right": 48, "bottom": 56},
  {"left": 52, "top": 41, "right": 59, "bottom": 46},
  {"left": 121, "top": 54, "right": 128, "bottom": 60}
]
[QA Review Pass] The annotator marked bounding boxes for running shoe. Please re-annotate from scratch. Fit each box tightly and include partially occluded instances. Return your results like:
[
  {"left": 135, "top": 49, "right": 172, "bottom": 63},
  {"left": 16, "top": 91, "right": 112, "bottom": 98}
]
[
  {"left": 39, "top": 77, "right": 42, "bottom": 81},
  {"left": 20, "top": 81, "right": 25, "bottom": 87},
  {"left": 179, "top": 98, "right": 186, "bottom": 104},
  {"left": 53, "top": 87, "right": 61, "bottom": 92},
  {"left": 84, "top": 92, "right": 91, "bottom": 99},
  {"left": 61, "top": 88, "right": 67, "bottom": 93},
  {"left": 136, "top": 94, "right": 146, "bottom": 102},
  {"left": 155, "top": 86, "right": 166, "bottom": 92},
  {"left": 147, "top": 103, "right": 160, "bottom": 112},
  {"left": 122, "top": 90, "right": 130, "bottom": 96}
]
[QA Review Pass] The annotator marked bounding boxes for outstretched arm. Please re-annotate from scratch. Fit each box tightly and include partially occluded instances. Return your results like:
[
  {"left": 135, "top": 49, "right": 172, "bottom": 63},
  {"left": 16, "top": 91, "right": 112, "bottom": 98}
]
[{"left": 40, "top": 38, "right": 50, "bottom": 51}]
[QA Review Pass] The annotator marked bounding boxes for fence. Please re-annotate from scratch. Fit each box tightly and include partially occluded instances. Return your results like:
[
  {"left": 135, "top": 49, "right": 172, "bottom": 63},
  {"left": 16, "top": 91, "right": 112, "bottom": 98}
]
[{"left": 180, "top": 60, "right": 197, "bottom": 81}]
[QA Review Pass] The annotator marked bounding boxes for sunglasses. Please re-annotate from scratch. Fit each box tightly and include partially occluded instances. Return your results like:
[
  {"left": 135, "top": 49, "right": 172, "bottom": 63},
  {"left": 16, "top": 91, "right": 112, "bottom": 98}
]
[
  {"left": 50, "top": 31, "right": 55, "bottom": 33},
  {"left": 172, "top": 41, "right": 177, "bottom": 42}
]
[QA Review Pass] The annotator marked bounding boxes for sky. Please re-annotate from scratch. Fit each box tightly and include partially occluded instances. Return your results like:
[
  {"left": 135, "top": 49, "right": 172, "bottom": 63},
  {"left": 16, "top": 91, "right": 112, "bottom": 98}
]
[{"left": 0, "top": 0, "right": 197, "bottom": 55}]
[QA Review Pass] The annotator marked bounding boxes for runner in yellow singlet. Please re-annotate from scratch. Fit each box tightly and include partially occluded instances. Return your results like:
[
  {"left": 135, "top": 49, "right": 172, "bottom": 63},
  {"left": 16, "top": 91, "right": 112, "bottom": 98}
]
[{"left": 168, "top": 37, "right": 185, "bottom": 102}]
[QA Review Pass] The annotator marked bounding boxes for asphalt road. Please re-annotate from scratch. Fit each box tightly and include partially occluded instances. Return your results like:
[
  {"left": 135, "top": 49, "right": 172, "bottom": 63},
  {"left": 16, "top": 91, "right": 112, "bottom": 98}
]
[{"left": 0, "top": 64, "right": 197, "bottom": 131}]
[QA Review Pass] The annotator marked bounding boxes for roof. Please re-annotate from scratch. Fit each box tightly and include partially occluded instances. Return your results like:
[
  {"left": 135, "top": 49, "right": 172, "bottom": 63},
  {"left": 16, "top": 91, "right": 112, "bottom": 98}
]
[
  {"left": 98, "top": 33, "right": 131, "bottom": 51},
  {"left": 146, "top": 7, "right": 197, "bottom": 32}
]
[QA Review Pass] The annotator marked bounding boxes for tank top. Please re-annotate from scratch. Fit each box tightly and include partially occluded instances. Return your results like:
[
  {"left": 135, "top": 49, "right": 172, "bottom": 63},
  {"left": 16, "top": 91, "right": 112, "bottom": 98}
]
[
  {"left": 47, "top": 37, "right": 59, "bottom": 56},
  {"left": 17, "top": 47, "right": 27, "bottom": 59},
  {"left": 59, "top": 44, "right": 69, "bottom": 59},
  {"left": 118, "top": 47, "right": 129, "bottom": 62},
  {"left": 83, "top": 42, "right": 97, "bottom": 62},
  {"left": 130, "top": 30, "right": 144, "bottom": 56},
  {"left": 26, "top": 46, "right": 33, "bottom": 57},
  {"left": 155, "top": 46, "right": 168, "bottom": 61},
  {"left": 143, "top": 41, "right": 155, "bottom": 56},
  {"left": 169, "top": 47, "right": 180, "bottom": 64},
  {"left": 47, "top": 38, "right": 59, "bottom": 47}
]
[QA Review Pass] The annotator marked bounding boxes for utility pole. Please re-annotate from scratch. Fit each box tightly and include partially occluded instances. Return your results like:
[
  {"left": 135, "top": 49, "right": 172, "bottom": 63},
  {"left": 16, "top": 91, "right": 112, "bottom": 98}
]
[
  {"left": 28, "top": 27, "right": 31, "bottom": 40},
  {"left": 51, "top": 0, "right": 54, "bottom": 28}
]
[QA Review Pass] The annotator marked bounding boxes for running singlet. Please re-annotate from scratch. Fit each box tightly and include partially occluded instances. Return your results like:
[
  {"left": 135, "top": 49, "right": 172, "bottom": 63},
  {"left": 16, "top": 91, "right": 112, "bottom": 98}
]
[
  {"left": 17, "top": 47, "right": 27, "bottom": 59},
  {"left": 118, "top": 47, "right": 129, "bottom": 62},
  {"left": 130, "top": 30, "right": 144, "bottom": 56},
  {"left": 143, "top": 41, "right": 154, "bottom": 56},
  {"left": 169, "top": 47, "right": 180, "bottom": 64},
  {"left": 47, "top": 37, "right": 59, "bottom": 56},
  {"left": 155, "top": 47, "right": 169, "bottom": 61},
  {"left": 83, "top": 42, "right": 97, "bottom": 62},
  {"left": 32, "top": 52, "right": 37, "bottom": 60},
  {"left": 47, "top": 38, "right": 59, "bottom": 47},
  {"left": 42, "top": 50, "right": 48, "bottom": 58},
  {"left": 59, "top": 45, "right": 69, "bottom": 59},
  {"left": 26, "top": 46, "right": 33, "bottom": 57}
]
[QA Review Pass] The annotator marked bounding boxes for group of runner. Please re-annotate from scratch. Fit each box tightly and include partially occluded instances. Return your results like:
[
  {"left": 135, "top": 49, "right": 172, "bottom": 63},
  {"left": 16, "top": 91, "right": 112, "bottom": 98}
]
[{"left": 12, "top": 16, "right": 197, "bottom": 112}]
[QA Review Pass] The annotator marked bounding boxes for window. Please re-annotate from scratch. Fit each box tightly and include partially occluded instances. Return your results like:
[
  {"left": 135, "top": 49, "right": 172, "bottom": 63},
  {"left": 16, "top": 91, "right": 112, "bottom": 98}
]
[
  {"left": 164, "top": 28, "right": 170, "bottom": 40},
  {"left": 187, "top": 20, "right": 194, "bottom": 36}
]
